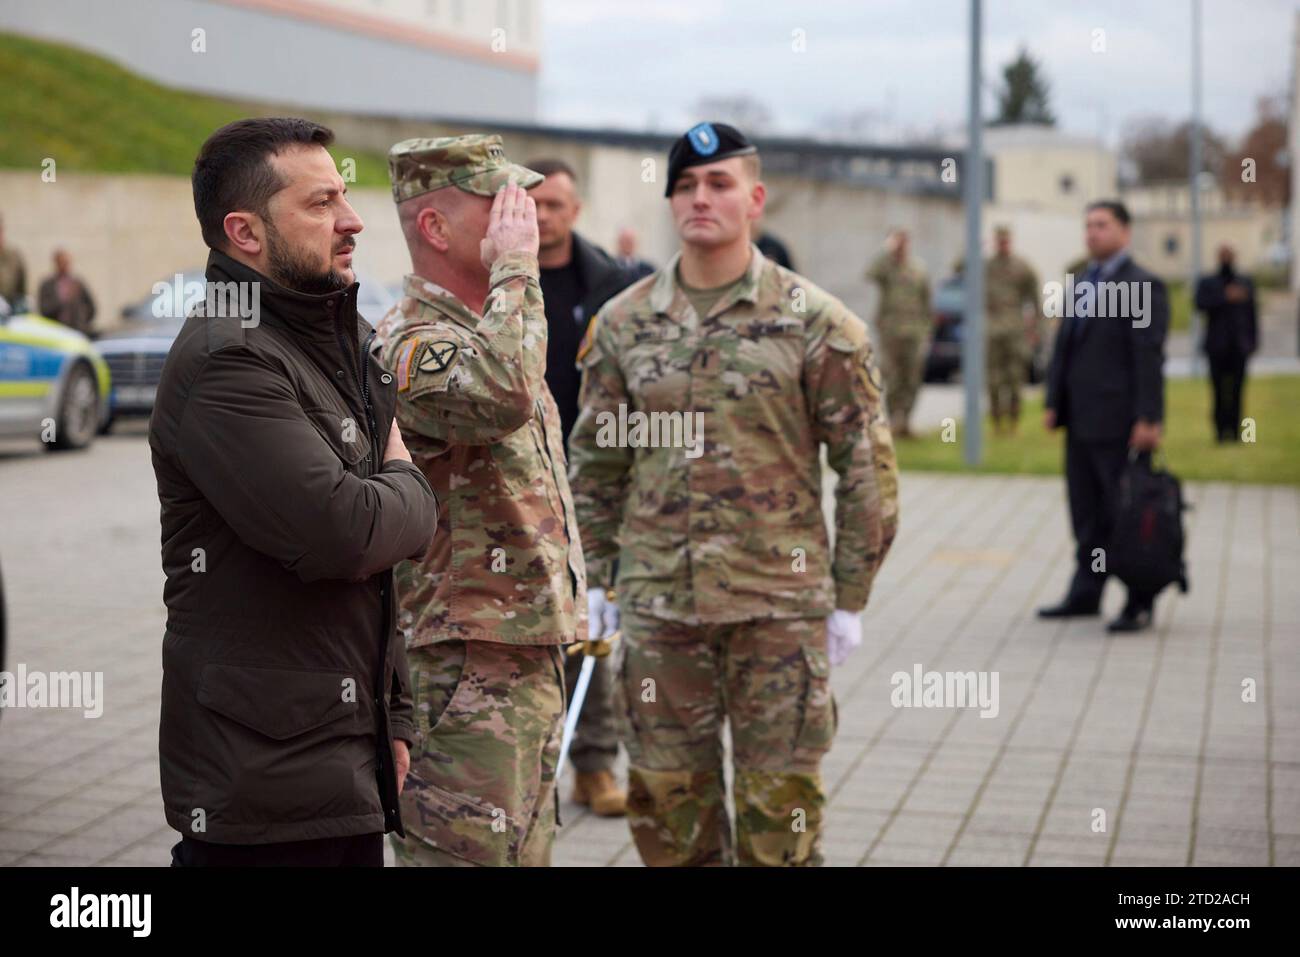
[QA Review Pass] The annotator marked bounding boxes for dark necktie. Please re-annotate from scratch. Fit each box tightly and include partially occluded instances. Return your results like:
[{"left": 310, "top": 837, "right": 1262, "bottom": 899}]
[{"left": 1072, "top": 263, "right": 1102, "bottom": 341}]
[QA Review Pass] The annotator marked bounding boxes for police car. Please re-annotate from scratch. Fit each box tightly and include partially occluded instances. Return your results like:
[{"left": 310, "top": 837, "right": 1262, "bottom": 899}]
[{"left": 0, "top": 295, "right": 111, "bottom": 450}]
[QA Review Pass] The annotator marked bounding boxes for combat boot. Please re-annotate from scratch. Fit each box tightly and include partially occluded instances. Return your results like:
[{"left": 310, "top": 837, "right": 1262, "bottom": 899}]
[{"left": 572, "top": 770, "right": 627, "bottom": 817}]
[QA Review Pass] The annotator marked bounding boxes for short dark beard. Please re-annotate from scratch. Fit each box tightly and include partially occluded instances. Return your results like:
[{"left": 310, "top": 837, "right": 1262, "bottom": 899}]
[{"left": 265, "top": 219, "right": 351, "bottom": 295}]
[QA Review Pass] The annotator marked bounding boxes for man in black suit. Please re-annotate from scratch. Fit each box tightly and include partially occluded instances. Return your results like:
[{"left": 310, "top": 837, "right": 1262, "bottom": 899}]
[
  {"left": 1039, "top": 200, "right": 1169, "bottom": 634},
  {"left": 1195, "top": 244, "right": 1258, "bottom": 443}
]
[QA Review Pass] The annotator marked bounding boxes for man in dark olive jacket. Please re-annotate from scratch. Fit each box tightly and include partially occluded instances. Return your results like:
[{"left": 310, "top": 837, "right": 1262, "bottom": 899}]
[{"left": 150, "top": 118, "right": 438, "bottom": 866}]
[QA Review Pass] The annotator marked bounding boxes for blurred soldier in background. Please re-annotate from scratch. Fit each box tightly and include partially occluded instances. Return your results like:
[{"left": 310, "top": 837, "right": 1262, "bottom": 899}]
[
  {"left": 984, "top": 225, "right": 1042, "bottom": 434},
  {"left": 867, "top": 229, "right": 930, "bottom": 437},
  {"left": 569, "top": 122, "right": 899, "bottom": 866},
  {"left": 1195, "top": 244, "right": 1258, "bottom": 443},
  {"left": 37, "top": 249, "right": 95, "bottom": 334},
  {"left": 377, "top": 136, "right": 586, "bottom": 866},
  {"left": 527, "top": 155, "right": 643, "bottom": 817},
  {"left": 0, "top": 214, "right": 27, "bottom": 310}
]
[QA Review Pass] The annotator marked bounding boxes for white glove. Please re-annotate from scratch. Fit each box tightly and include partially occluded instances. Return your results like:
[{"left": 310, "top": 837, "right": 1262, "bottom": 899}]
[
  {"left": 826, "top": 609, "right": 862, "bottom": 666},
  {"left": 587, "top": 586, "right": 620, "bottom": 640}
]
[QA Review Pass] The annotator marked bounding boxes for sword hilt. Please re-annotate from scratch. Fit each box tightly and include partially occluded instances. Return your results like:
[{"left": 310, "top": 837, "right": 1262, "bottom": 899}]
[{"left": 565, "top": 630, "right": 621, "bottom": 658}]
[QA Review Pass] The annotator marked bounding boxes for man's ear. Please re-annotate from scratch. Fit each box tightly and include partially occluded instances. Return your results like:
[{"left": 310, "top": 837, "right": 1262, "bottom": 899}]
[
  {"left": 223, "top": 212, "right": 262, "bottom": 257},
  {"left": 749, "top": 180, "right": 767, "bottom": 224},
  {"left": 417, "top": 206, "right": 450, "bottom": 253}
]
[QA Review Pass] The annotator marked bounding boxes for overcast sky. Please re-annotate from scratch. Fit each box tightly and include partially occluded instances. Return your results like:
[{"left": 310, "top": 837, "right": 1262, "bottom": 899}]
[{"left": 539, "top": 0, "right": 1294, "bottom": 146}]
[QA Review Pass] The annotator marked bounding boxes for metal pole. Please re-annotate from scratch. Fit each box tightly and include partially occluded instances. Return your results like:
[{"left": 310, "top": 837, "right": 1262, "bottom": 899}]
[
  {"left": 1188, "top": 0, "right": 1204, "bottom": 376},
  {"left": 963, "top": 0, "right": 984, "bottom": 466}
]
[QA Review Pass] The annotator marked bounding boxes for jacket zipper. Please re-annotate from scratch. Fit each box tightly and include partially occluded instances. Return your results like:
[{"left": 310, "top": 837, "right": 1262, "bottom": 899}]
[{"left": 336, "top": 317, "right": 397, "bottom": 823}]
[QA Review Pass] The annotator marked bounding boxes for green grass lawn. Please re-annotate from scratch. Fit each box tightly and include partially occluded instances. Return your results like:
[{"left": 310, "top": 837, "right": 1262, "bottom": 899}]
[
  {"left": 897, "top": 375, "right": 1300, "bottom": 485},
  {"left": 0, "top": 31, "right": 391, "bottom": 186}
]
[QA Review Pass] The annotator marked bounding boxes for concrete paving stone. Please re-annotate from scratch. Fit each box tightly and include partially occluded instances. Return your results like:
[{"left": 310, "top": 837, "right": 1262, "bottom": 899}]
[
  {"left": 13, "top": 852, "right": 95, "bottom": 867},
  {"left": 0, "top": 829, "right": 51, "bottom": 854},
  {"left": 1190, "top": 842, "right": 1271, "bottom": 866}
]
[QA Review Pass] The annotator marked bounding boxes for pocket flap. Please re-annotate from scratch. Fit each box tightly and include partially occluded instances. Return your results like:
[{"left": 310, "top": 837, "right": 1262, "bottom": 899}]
[
  {"left": 304, "top": 407, "right": 372, "bottom": 467},
  {"left": 197, "top": 663, "right": 358, "bottom": 741}
]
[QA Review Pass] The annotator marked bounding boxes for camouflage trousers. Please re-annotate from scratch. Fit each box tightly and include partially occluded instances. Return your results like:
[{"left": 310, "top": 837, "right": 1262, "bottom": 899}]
[
  {"left": 880, "top": 330, "right": 927, "bottom": 430},
  {"left": 390, "top": 640, "right": 565, "bottom": 867},
  {"left": 563, "top": 648, "right": 619, "bottom": 773},
  {"left": 617, "top": 612, "right": 836, "bottom": 867},
  {"left": 986, "top": 328, "right": 1028, "bottom": 423}
]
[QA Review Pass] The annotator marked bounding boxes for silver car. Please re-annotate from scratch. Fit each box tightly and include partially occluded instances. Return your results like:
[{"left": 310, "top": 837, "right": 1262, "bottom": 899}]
[{"left": 96, "top": 269, "right": 397, "bottom": 430}]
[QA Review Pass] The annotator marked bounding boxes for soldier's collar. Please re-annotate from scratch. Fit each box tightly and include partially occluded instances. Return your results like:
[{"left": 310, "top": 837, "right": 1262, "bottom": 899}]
[
  {"left": 400, "top": 273, "right": 478, "bottom": 325},
  {"left": 651, "top": 244, "right": 766, "bottom": 316}
]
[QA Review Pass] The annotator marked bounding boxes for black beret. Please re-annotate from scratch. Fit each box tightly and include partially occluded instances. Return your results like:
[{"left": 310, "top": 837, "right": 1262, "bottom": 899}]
[{"left": 664, "top": 122, "right": 757, "bottom": 197}]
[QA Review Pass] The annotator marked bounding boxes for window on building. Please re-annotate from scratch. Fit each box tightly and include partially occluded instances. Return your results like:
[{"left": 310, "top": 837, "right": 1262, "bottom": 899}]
[
  {"left": 1164, "top": 235, "right": 1179, "bottom": 256},
  {"left": 1059, "top": 173, "right": 1075, "bottom": 194}
]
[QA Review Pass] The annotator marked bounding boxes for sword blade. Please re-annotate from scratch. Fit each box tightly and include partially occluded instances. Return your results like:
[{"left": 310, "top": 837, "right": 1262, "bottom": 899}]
[{"left": 557, "top": 652, "right": 596, "bottom": 777}]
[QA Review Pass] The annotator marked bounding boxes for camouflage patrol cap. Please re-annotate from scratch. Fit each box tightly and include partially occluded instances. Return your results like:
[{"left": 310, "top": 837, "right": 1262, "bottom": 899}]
[{"left": 387, "top": 134, "right": 543, "bottom": 203}]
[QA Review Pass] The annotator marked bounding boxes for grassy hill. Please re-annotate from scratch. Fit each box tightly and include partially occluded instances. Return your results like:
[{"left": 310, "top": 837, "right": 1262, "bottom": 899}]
[{"left": 0, "top": 31, "right": 391, "bottom": 186}]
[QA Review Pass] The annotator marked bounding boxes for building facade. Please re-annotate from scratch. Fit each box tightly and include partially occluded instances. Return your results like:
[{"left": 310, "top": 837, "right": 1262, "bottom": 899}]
[{"left": 0, "top": 0, "right": 540, "bottom": 123}]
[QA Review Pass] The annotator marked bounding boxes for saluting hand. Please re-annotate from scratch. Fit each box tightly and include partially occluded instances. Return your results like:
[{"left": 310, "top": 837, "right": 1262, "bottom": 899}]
[{"left": 480, "top": 181, "right": 539, "bottom": 270}]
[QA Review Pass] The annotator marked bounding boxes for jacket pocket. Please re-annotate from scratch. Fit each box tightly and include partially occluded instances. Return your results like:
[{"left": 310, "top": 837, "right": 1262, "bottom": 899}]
[
  {"left": 196, "top": 662, "right": 358, "bottom": 740},
  {"left": 404, "top": 781, "right": 521, "bottom": 866},
  {"left": 304, "top": 407, "right": 373, "bottom": 472}
]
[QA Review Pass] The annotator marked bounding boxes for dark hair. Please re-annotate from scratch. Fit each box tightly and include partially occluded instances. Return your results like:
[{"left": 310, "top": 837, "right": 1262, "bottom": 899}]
[
  {"left": 192, "top": 117, "right": 335, "bottom": 250},
  {"left": 525, "top": 157, "right": 578, "bottom": 184},
  {"left": 1086, "top": 199, "right": 1131, "bottom": 227}
]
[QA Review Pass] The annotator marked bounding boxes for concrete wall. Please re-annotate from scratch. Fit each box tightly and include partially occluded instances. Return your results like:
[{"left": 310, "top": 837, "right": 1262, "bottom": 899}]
[{"left": 0, "top": 137, "right": 976, "bottom": 336}]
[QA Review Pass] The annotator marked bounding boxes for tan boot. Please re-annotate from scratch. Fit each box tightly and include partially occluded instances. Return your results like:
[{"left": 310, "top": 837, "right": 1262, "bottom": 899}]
[{"left": 572, "top": 770, "right": 627, "bottom": 817}]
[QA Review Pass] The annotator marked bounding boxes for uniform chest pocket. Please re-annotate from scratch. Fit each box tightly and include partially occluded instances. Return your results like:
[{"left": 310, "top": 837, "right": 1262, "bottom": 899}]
[
  {"left": 626, "top": 320, "right": 684, "bottom": 346},
  {"left": 622, "top": 321, "right": 688, "bottom": 399},
  {"left": 304, "top": 407, "right": 372, "bottom": 473}
]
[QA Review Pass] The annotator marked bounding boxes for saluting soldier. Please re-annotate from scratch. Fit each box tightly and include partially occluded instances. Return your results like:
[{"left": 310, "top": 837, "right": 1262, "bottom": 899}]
[
  {"left": 568, "top": 123, "right": 899, "bottom": 867},
  {"left": 376, "top": 136, "right": 586, "bottom": 867}
]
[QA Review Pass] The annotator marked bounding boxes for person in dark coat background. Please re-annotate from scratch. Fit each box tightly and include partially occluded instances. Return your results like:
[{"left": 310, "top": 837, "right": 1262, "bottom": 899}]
[
  {"left": 1195, "top": 244, "right": 1258, "bottom": 443},
  {"left": 526, "top": 158, "right": 645, "bottom": 444},
  {"left": 1039, "top": 200, "right": 1169, "bottom": 634}
]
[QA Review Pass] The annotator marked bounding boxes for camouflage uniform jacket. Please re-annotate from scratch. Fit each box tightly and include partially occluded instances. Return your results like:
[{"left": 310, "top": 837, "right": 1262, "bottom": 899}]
[
  {"left": 376, "top": 251, "right": 587, "bottom": 648},
  {"left": 985, "top": 253, "right": 1042, "bottom": 336},
  {"left": 867, "top": 252, "right": 931, "bottom": 339},
  {"left": 568, "top": 246, "right": 899, "bottom": 625}
]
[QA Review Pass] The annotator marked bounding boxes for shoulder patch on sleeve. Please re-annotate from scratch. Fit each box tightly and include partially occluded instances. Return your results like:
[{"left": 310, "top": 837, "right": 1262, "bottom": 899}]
[
  {"left": 394, "top": 338, "right": 419, "bottom": 392},
  {"left": 417, "top": 340, "right": 459, "bottom": 374},
  {"left": 396, "top": 335, "right": 463, "bottom": 395},
  {"left": 577, "top": 313, "right": 601, "bottom": 364}
]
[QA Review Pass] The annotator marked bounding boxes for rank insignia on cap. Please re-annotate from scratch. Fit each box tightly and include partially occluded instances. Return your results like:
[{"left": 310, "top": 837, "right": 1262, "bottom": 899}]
[
  {"left": 687, "top": 122, "right": 719, "bottom": 156},
  {"left": 418, "top": 340, "right": 459, "bottom": 374}
]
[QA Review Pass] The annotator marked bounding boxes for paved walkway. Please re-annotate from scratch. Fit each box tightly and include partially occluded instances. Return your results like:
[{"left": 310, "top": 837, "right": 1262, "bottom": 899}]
[{"left": 0, "top": 430, "right": 1295, "bottom": 866}]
